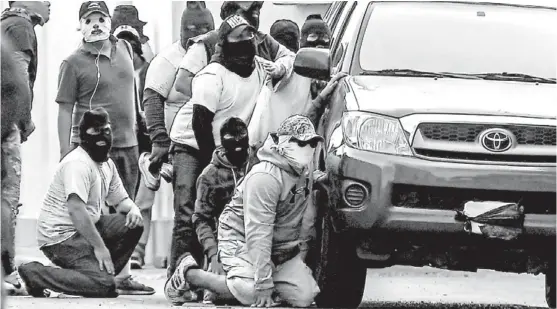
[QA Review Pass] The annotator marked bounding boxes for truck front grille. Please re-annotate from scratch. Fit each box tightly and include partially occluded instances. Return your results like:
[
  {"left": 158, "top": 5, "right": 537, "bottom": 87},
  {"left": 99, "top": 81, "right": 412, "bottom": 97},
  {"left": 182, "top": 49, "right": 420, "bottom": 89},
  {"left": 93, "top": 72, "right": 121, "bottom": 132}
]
[
  {"left": 414, "top": 149, "right": 556, "bottom": 164},
  {"left": 419, "top": 123, "right": 556, "bottom": 146},
  {"left": 391, "top": 184, "right": 556, "bottom": 215}
]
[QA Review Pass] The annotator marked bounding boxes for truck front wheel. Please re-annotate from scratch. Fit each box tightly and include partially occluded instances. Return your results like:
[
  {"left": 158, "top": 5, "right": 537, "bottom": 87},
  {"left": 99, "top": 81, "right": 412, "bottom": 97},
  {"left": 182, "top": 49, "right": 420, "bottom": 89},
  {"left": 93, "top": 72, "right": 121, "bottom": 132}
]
[{"left": 310, "top": 192, "right": 367, "bottom": 308}]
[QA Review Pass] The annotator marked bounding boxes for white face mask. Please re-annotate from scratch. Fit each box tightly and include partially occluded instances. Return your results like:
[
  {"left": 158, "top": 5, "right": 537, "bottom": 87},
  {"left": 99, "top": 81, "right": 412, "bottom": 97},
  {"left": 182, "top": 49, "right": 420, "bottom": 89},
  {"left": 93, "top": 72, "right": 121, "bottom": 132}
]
[
  {"left": 80, "top": 13, "right": 111, "bottom": 43},
  {"left": 272, "top": 136, "right": 315, "bottom": 172}
]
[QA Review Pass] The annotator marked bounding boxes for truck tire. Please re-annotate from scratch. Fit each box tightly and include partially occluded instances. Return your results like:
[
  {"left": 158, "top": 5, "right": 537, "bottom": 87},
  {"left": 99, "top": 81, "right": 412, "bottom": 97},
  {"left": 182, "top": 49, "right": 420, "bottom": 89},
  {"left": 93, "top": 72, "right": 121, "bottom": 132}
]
[
  {"left": 547, "top": 264, "right": 556, "bottom": 308},
  {"left": 311, "top": 192, "right": 366, "bottom": 308}
]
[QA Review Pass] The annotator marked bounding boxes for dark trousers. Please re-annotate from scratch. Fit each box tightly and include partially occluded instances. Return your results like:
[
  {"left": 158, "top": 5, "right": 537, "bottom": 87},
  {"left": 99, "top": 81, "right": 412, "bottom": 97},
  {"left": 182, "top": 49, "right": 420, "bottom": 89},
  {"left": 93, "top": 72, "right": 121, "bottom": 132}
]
[
  {"left": 18, "top": 214, "right": 143, "bottom": 297},
  {"left": 109, "top": 146, "right": 139, "bottom": 201},
  {"left": 167, "top": 148, "right": 205, "bottom": 278}
]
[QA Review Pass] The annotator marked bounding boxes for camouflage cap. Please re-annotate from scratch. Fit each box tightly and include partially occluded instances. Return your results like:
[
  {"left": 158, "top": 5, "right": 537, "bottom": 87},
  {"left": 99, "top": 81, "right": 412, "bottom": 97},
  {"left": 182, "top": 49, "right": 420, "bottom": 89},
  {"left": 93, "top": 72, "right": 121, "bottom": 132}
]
[{"left": 274, "top": 115, "right": 324, "bottom": 142}]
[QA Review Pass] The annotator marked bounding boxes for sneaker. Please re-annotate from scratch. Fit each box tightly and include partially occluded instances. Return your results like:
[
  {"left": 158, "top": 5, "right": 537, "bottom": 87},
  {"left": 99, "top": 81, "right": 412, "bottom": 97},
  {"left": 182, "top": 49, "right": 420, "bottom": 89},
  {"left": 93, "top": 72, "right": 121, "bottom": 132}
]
[
  {"left": 130, "top": 255, "right": 144, "bottom": 270},
  {"left": 116, "top": 276, "right": 155, "bottom": 295},
  {"left": 138, "top": 152, "right": 161, "bottom": 191},
  {"left": 164, "top": 255, "right": 199, "bottom": 305},
  {"left": 3, "top": 269, "right": 29, "bottom": 296},
  {"left": 160, "top": 163, "right": 173, "bottom": 183}
]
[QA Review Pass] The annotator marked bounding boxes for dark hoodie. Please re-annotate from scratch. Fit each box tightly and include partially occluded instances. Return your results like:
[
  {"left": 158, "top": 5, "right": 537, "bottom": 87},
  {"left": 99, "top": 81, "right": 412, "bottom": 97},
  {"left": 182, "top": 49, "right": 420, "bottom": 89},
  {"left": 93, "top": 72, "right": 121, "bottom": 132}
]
[{"left": 192, "top": 147, "right": 250, "bottom": 260}]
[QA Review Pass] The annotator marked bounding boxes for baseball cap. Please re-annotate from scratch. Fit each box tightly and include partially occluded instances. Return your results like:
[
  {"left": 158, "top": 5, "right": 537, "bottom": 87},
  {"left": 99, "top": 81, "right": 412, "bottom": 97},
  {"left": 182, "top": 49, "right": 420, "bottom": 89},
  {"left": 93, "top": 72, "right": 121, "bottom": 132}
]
[
  {"left": 218, "top": 14, "right": 255, "bottom": 41},
  {"left": 273, "top": 115, "right": 324, "bottom": 143},
  {"left": 79, "top": 1, "right": 110, "bottom": 20}
]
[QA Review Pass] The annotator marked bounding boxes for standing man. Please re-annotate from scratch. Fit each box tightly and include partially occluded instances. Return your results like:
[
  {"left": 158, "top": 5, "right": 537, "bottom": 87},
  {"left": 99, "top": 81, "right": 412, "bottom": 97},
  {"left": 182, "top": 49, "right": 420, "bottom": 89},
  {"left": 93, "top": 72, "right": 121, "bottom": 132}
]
[
  {"left": 55, "top": 1, "right": 153, "bottom": 295},
  {"left": 163, "top": 15, "right": 290, "bottom": 305},
  {"left": 0, "top": 0, "right": 50, "bottom": 287},
  {"left": 141, "top": 0, "right": 214, "bottom": 274},
  {"left": 156, "top": 1, "right": 295, "bottom": 280},
  {"left": 111, "top": 4, "right": 156, "bottom": 270},
  {"left": 1, "top": 35, "right": 32, "bottom": 297}
]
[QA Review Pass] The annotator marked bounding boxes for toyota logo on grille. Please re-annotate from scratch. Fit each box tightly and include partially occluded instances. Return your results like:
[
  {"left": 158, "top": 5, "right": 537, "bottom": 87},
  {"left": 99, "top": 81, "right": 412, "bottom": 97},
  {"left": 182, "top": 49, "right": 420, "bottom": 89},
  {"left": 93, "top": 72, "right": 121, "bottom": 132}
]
[{"left": 480, "top": 128, "right": 513, "bottom": 152}]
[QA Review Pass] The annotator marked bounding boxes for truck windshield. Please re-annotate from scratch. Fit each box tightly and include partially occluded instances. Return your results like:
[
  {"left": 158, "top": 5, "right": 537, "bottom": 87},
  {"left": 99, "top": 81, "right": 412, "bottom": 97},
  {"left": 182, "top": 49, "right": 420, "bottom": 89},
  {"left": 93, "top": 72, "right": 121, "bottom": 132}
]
[{"left": 359, "top": 2, "right": 556, "bottom": 82}]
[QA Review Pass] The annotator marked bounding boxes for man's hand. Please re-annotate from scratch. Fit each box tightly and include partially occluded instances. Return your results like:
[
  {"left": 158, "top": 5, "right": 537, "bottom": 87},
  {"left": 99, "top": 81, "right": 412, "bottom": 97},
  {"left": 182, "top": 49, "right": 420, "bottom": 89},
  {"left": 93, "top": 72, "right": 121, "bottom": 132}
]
[
  {"left": 19, "top": 119, "right": 35, "bottom": 143},
  {"left": 252, "top": 288, "right": 277, "bottom": 308},
  {"left": 93, "top": 245, "right": 115, "bottom": 275},
  {"left": 319, "top": 72, "right": 348, "bottom": 100},
  {"left": 149, "top": 144, "right": 169, "bottom": 166},
  {"left": 260, "top": 59, "right": 285, "bottom": 79},
  {"left": 208, "top": 255, "right": 224, "bottom": 275},
  {"left": 125, "top": 206, "right": 143, "bottom": 229}
]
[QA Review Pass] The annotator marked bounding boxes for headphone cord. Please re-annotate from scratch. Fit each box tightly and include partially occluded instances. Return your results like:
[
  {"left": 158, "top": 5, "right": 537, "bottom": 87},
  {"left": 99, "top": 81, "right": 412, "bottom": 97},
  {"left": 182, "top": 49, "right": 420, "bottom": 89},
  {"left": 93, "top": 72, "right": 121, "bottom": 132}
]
[{"left": 88, "top": 41, "right": 105, "bottom": 111}]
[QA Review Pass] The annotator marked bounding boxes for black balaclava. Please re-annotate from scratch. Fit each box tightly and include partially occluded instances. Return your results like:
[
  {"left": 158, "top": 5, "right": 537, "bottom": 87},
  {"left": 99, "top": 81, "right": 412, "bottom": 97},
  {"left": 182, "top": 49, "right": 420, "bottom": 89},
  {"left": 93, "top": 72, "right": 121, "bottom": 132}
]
[
  {"left": 300, "top": 14, "right": 331, "bottom": 48},
  {"left": 220, "top": 117, "right": 249, "bottom": 167},
  {"left": 220, "top": 1, "right": 263, "bottom": 31},
  {"left": 270, "top": 19, "right": 300, "bottom": 53},
  {"left": 212, "top": 15, "right": 257, "bottom": 78},
  {"left": 181, "top": 1, "right": 215, "bottom": 48},
  {"left": 79, "top": 107, "right": 113, "bottom": 163}
]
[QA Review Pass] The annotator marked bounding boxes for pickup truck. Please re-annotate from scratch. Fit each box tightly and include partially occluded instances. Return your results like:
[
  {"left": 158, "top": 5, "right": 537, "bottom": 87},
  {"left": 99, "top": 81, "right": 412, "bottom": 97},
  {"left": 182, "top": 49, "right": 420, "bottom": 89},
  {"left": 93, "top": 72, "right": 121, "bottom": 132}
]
[{"left": 294, "top": 1, "right": 557, "bottom": 308}]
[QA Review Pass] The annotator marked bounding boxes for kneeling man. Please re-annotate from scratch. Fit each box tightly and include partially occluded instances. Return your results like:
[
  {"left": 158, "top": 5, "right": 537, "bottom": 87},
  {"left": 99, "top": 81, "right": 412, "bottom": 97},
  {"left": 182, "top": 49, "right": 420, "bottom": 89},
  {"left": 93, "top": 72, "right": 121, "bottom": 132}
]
[
  {"left": 165, "top": 115, "right": 321, "bottom": 307},
  {"left": 12, "top": 108, "right": 143, "bottom": 298}
]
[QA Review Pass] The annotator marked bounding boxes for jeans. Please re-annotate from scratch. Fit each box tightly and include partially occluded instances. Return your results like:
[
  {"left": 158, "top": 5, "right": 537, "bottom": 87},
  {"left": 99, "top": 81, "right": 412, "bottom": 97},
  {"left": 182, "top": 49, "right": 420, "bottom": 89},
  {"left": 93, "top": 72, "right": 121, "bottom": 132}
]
[
  {"left": 18, "top": 214, "right": 143, "bottom": 297},
  {"left": 109, "top": 146, "right": 139, "bottom": 201},
  {"left": 1, "top": 125, "right": 21, "bottom": 275},
  {"left": 167, "top": 148, "right": 204, "bottom": 278}
]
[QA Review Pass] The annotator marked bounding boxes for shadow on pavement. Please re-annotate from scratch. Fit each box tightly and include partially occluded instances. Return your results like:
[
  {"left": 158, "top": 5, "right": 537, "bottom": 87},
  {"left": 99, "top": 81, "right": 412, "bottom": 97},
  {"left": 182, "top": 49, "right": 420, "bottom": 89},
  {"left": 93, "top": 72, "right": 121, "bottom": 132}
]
[{"left": 360, "top": 301, "right": 547, "bottom": 309}]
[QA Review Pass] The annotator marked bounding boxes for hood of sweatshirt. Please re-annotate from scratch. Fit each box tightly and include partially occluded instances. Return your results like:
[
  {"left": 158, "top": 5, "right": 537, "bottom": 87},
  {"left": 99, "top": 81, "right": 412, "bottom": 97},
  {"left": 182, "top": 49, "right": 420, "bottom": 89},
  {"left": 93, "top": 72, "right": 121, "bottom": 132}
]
[{"left": 256, "top": 135, "right": 302, "bottom": 176}]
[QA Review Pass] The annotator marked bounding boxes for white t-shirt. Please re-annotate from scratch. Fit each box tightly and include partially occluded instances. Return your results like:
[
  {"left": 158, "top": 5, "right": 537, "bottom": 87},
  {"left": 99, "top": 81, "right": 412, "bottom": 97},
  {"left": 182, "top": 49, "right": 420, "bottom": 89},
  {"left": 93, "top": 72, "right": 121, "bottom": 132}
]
[
  {"left": 170, "top": 57, "right": 269, "bottom": 149},
  {"left": 143, "top": 41, "right": 189, "bottom": 105},
  {"left": 178, "top": 41, "right": 208, "bottom": 75},
  {"left": 37, "top": 147, "right": 129, "bottom": 247},
  {"left": 248, "top": 72, "right": 313, "bottom": 147}
]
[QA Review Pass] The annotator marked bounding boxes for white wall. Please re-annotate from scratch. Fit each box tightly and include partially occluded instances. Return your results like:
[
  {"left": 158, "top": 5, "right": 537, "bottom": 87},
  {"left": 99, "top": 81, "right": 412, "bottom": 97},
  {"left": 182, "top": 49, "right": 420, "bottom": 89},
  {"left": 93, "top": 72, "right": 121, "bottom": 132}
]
[{"left": 5, "top": 1, "right": 330, "bottom": 252}]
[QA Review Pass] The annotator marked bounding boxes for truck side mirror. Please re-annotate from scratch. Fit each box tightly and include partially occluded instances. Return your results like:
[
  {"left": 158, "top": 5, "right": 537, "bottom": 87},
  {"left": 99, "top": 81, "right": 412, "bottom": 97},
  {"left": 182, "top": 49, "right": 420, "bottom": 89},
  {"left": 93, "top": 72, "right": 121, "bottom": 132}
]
[{"left": 294, "top": 47, "right": 331, "bottom": 81}]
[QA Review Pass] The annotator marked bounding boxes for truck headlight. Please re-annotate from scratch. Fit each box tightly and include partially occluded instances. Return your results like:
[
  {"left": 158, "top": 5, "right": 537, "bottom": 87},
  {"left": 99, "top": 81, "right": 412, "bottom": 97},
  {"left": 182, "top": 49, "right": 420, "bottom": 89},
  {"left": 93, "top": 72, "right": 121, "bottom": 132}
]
[{"left": 342, "top": 111, "right": 413, "bottom": 156}]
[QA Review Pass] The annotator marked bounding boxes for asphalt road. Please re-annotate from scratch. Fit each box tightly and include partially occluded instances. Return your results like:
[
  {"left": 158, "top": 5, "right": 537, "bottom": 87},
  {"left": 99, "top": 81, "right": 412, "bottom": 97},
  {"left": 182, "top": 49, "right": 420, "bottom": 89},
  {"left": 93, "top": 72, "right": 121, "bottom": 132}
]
[{"left": 3, "top": 265, "right": 549, "bottom": 309}]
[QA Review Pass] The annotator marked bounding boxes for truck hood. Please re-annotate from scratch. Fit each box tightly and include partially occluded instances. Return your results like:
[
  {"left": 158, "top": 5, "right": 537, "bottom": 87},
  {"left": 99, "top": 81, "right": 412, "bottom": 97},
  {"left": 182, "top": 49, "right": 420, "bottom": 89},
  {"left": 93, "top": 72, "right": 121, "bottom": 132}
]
[{"left": 348, "top": 76, "right": 557, "bottom": 119}]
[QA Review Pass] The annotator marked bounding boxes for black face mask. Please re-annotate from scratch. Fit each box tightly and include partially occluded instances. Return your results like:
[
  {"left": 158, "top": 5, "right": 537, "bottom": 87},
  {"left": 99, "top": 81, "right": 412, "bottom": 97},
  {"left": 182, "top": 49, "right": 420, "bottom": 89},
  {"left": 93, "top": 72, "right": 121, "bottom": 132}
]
[
  {"left": 221, "top": 39, "right": 256, "bottom": 78},
  {"left": 221, "top": 134, "right": 249, "bottom": 167},
  {"left": 81, "top": 128, "right": 113, "bottom": 163},
  {"left": 301, "top": 32, "right": 331, "bottom": 49}
]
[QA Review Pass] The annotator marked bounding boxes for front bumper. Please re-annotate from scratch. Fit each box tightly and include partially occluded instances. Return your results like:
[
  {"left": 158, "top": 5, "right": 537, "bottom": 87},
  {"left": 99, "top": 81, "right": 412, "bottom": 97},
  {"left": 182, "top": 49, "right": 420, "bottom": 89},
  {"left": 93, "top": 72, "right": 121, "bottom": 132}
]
[{"left": 325, "top": 145, "right": 556, "bottom": 237}]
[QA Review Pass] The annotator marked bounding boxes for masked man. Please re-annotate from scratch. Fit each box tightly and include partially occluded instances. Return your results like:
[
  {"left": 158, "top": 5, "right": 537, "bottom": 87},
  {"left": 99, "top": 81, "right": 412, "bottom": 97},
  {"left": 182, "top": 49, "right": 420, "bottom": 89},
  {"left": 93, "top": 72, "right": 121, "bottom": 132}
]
[
  {"left": 192, "top": 117, "right": 251, "bottom": 304},
  {"left": 112, "top": 20, "right": 153, "bottom": 270},
  {"left": 159, "top": 2, "right": 295, "bottom": 279},
  {"left": 165, "top": 115, "right": 322, "bottom": 307},
  {"left": 55, "top": 1, "right": 153, "bottom": 295},
  {"left": 1, "top": 1, "right": 50, "bottom": 285},
  {"left": 6, "top": 108, "right": 144, "bottom": 298},
  {"left": 248, "top": 16, "right": 346, "bottom": 265}
]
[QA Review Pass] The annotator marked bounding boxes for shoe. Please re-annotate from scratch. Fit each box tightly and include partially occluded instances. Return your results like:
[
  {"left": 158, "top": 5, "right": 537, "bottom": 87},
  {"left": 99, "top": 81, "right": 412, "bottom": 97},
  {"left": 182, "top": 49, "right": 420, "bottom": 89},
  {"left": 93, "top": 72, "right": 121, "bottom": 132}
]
[
  {"left": 160, "top": 163, "right": 173, "bottom": 183},
  {"left": 138, "top": 152, "right": 161, "bottom": 191},
  {"left": 130, "top": 255, "right": 144, "bottom": 270},
  {"left": 116, "top": 276, "right": 155, "bottom": 295},
  {"left": 3, "top": 268, "right": 29, "bottom": 296},
  {"left": 164, "top": 254, "right": 199, "bottom": 305}
]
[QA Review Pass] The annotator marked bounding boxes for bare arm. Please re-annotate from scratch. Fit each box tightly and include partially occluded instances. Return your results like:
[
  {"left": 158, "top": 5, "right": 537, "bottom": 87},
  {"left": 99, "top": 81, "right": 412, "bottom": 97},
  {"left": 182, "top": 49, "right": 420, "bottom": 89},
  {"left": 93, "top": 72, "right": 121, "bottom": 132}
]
[
  {"left": 174, "top": 69, "right": 195, "bottom": 97},
  {"left": 58, "top": 103, "right": 74, "bottom": 159}
]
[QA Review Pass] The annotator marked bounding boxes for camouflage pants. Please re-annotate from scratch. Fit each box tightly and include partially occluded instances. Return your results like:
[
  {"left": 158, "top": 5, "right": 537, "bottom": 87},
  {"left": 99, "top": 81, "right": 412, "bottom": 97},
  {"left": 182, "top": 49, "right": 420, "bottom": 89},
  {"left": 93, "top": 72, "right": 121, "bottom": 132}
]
[{"left": 1, "top": 125, "right": 21, "bottom": 275}]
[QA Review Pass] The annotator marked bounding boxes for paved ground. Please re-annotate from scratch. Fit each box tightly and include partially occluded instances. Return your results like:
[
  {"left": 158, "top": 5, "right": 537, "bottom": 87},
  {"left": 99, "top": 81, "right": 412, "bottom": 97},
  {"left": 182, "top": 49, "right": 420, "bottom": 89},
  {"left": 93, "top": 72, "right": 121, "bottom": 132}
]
[{"left": 3, "top": 248, "right": 550, "bottom": 309}]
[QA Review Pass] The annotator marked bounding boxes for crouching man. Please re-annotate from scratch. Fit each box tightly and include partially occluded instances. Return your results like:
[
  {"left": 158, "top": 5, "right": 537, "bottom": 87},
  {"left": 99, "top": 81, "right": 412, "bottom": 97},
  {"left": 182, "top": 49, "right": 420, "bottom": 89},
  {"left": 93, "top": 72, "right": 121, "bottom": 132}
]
[
  {"left": 12, "top": 108, "right": 144, "bottom": 298},
  {"left": 165, "top": 115, "right": 321, "bottom": 307}
]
